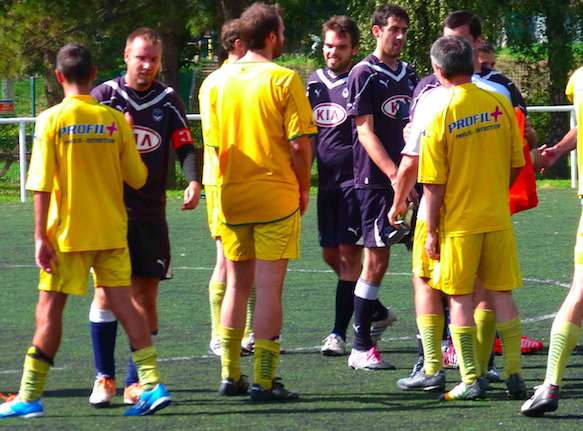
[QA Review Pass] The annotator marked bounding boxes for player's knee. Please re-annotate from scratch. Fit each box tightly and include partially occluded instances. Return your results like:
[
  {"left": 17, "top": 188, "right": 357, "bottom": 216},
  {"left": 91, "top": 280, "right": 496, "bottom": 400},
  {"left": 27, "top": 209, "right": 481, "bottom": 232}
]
[{"left": 322, "top": 248, "right": 340, "bottom": 273}]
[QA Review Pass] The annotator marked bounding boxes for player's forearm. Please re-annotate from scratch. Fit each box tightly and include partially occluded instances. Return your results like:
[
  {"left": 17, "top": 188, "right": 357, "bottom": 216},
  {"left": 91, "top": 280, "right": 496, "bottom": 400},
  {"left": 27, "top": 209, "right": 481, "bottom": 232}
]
[
  {"left": 358, "top": 130, "right": 398, "bottom": 182},
  {"left": 393, "top": 155, "right": 419, "bottom": 206},
  {"left": 34, "top": 191, "right": 51, "bottom": 240},
  {"left": 177, "top": 145, "right": 199, "bottom": 183},
  {"left": 290, "top": 136, "right": 313, "bottom": 194},
  {"left": 510, "top": 167, "right": 522, "bottom": 186},
  {"left": 524, "top": 118, "right": 538, "bottom": 150},
  {"left": 554, "top": 127, "right": 578, "bottom": 156},
  {"left": 424, "top": 184, "right": 445, "bottom": 234}
]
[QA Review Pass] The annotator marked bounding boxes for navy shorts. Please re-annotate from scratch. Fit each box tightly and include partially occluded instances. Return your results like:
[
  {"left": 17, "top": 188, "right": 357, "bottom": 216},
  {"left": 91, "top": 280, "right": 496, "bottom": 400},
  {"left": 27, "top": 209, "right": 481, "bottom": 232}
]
[
  {"left": 355, "top": 188, "right": 398, "bottom": 248},
  {"left": 317, "top": 187, "right": 362, "bottom": 248},
  {"left": 127, "top": 220, "right": 172, "bottom": 280}
]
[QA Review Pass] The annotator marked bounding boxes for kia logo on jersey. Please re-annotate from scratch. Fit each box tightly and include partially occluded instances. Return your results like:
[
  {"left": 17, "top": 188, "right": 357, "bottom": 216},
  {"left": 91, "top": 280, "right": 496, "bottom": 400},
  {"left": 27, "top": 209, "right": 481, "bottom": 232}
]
[
  {"left": 133, "top": 126, "right": 162, "bottom": 153},
  {"left": 381, "top": 95, "right": 411, "bottom": 119},
  {"left": 313, "top": 103, "right": 347, "bottom": 127}
]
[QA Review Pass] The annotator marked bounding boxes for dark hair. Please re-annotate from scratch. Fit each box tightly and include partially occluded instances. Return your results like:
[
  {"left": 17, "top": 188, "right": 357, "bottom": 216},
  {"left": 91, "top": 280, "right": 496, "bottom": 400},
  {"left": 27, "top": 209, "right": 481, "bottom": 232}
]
[
  {"left": 444, "top": 10, "right": 482, "bottom": 39},
  {"left": 221, "top": 19, "right": 242, "bottom": 52},
  {"left": 478, "top": 40, "right": 495, "bottom": 54},
  {"left": 56, "top": 43, "right": 94, "bottom": 85},
  {"left": 126, "top": 27, "right": 162, "bottom": 49},
  {"left": 430, "top": 36, "right": 474, "bottom": 79},
  {"left": 372, "top": 4, "right": 409, "bottom": 27},
  {"left": 322, "top": 15, "right": 360, "bottom": 48},
  {"left": 239, "top": 2, "right": 282, "bottom": 50}
]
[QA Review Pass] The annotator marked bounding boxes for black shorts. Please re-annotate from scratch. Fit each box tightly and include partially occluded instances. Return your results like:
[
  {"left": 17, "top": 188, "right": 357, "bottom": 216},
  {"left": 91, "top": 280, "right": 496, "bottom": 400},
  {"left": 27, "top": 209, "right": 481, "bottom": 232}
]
[
  {"left": 317, "top": 187, "right": 362, "bottom": 248},
  {"left": 127, "top": 220, "right": 172, "bottom": 280},
  {"left": 355, "top": 188, "right": 397, "bottom": 248}
]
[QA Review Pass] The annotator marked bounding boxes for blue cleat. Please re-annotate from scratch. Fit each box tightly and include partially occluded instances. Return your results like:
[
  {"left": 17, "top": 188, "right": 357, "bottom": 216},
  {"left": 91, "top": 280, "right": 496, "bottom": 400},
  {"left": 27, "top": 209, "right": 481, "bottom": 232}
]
[
  {"left": 0, "top": 396, "right": 44, "bottom": 419},
  {"left": 123, "top": 384, "right": 171, "bottom": 416}
]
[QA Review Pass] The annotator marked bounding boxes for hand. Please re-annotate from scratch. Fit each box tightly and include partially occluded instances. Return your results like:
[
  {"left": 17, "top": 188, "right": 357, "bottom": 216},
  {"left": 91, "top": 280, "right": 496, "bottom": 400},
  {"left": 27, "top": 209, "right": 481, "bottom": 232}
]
[
  {"left": 299, "top": 189, "right": 309, "bottom": 216},
  {"left": 388, "top": 201, "right": 407, "bottom": 227},
  {"left": 35, "top": 237, "right": 57, "bottom": 273},
  {"left": 535, "top": 144, "right": 561, "bottom": 173},
  {"left": 425, "top": 231, "right": 440, "bottom": 260},
  {"left": 182, "top": 181, "right": 201, "bottom": 210}
]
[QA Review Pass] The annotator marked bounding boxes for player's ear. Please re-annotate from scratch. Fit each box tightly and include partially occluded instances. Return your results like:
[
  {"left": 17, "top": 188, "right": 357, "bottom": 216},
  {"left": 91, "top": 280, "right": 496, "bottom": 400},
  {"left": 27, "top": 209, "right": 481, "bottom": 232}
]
[
  {"left": 89, "top": 66, "right": 98, "bottom": 82},
  {"left": 55, "top": 69, "right": 65, "bottom": 85},
  {"left": 372, "top": 25, "right": 382, "bottom": 39}
]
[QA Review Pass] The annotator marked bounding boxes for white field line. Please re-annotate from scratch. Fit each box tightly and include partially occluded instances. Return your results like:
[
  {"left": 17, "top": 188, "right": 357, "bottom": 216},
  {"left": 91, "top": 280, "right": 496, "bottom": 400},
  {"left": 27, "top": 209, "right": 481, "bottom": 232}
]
[{"left": 0, "top": 265, "right": 566, "bottom": 375}]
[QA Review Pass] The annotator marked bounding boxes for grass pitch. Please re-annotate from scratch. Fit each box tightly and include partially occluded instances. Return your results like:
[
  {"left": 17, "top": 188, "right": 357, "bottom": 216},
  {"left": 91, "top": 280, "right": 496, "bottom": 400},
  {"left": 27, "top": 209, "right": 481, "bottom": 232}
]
[{"left": 1, "top": 185, "right": 583, "bottom": 430}]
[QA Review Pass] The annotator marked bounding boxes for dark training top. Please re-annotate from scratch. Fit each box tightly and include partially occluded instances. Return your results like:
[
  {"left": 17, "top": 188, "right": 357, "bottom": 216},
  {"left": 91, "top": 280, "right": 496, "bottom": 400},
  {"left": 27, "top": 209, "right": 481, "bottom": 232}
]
[
  {"left": 307, "top": 68, "right": 354, "bottom": 191},
  {"left": 346, "top": 55, "right": 418, "bottom": 189},
  {"left": 92, "top": 76, "right": 196, "bottom": 222}
]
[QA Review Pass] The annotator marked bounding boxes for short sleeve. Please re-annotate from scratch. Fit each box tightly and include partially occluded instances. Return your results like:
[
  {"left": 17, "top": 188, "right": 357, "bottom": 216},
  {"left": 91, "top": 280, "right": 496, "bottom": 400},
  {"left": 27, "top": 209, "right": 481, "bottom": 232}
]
[
  {"left": 26, "top": 111, "right": 56, "bottom": 192},
  {"left": 346, "top": 66, "right": 374, "bottom": 117},
  {"left": 566, "top": 72, "right": 576, "bottom": 103},
  {"left": 418, "top": 109, "right": 448, "bottom": 184},
  {"left": 199, "top": 75, "right": 219, "bottom": 148},
  {"left": 283, "top": 72, "right": 318, "bottom": 141},
  {"left": 117, "top": 111, "right": 147, "bottom": 189}
]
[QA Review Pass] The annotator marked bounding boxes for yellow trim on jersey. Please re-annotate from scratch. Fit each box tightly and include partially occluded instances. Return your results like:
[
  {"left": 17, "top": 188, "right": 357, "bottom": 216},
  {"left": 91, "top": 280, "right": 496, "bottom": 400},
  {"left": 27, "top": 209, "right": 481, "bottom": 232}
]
[
  {"left": 26, "top": 95, "right": 147, "bottom": 251},
  {"left": 418, "top": 83, "right": 524, "bottom": 237}
]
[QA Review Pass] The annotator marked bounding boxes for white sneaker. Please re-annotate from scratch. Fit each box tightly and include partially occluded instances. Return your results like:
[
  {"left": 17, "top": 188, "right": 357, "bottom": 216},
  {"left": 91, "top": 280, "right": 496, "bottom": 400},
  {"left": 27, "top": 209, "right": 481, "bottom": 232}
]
[
  {"left": 348, "top": 346, "right": 395, "bottom": 370},
  {"left": 89, "top": 376, "right": 116, "bottom": 408},
  {"left": 370, "top": 307, "right": 397, "bottom": 344},
  {"left": 208, "top": 339, "right": 222, "bottom": 357},
  {"left": 321, "top": 334, "right": 346, "bottom": 356}
]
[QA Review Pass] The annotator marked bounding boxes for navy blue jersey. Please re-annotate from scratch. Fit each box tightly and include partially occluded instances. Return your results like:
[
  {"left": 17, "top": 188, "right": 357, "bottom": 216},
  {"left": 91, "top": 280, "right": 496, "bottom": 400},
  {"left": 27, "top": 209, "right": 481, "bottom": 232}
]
[
  {"left": 92, "top": 76, "right": 193, "bottom": 222},
  {"left": 411, "top": 67, "right": 526, "bottom": 119},
  {"left": 307, "top": 68, "right": 353, "bottom": 190},
  {"left": 347, "top": 55, "right": 418, "bottom": 189}
]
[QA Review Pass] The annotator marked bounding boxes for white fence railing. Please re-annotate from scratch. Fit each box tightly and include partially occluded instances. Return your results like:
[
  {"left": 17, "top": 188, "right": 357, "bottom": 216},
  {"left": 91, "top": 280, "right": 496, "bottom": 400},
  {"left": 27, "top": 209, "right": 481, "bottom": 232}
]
[{"left": 0, "top": 107, "right": 577, "bottom": 203}]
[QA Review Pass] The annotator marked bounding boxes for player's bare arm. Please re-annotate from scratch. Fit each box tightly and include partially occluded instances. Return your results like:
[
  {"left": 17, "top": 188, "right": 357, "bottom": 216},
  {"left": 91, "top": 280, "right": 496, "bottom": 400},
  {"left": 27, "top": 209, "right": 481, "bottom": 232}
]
[
  {"left": 388, "top": 154, "right": 419, "bottom": 226},
  {"left": 536, "top": 127, "right": 578, "bottom": 172},
  {"left": 290, "top": 135, "right": 313, "bottom": 215},
  {"left": 182, "top": 181, "right": 201, "bottom": 210},
  {"left": 424, "top": 183, "right": 445, "bottom": 261},
  {"left": 33, "top": 191, "right": 56, "bottom": 273},
  {"left": 354, "top": 114, "right": 398, "bottom": 182}
]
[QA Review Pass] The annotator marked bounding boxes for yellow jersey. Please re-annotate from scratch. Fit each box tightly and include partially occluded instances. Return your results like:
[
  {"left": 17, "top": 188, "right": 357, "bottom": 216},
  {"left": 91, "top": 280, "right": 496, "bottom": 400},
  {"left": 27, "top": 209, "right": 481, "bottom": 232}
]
[
  {"left": 199, "top": 63, "right": 224, "bottom": 186},
  {"left": 418, "top": 82, "right": 524, "bottom": 237},
  {"left": 212, "top": 61, "right": 317, "bottom": 224},
  {"left": 26, "top": 95, "right": 147, "bottom": 251},
  {"left": 566, "top": 67, "right": 583, "bottom": 197}
]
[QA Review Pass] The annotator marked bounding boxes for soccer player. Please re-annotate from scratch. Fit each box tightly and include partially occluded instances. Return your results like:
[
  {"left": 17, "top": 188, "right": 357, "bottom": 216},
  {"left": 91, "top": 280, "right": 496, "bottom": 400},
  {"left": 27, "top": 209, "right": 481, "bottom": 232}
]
[
  {"left": 520, "top": 67, "right": 583, "bottom": 416},
  {"left": 306, "top": 15, "right": 364, "bottom": 356},
  {"left": 199, "top": 19, "right": 255, "bottom": 358},
  {"left": 211, "top": 2, "right": 316, "bottom": 401},
  {"left": 478, "top": 40, "right": 496, "bottom": 70},
  {"left": 345, "top": 4, "right": 417, "bottom": 370},
  {"left": 419, "top": 35, "right": 526, "bottom": 401},
  {"left": 0, "top": 43, "right": 170, "bottom": 419},
  {"left": 88, "top": 28, "right": 200, "bottom": 407},
  {"left": 392, "top": 10, "right": 539, "bottom": 389}
]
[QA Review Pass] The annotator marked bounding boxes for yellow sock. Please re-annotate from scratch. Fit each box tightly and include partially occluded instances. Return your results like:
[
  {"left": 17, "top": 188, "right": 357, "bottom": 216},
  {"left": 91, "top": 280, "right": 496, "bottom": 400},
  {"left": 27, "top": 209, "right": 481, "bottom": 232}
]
[
  {"left": 254, "top": 338, "right": 280, "bottom": 389},
  {"left": 133, "top": 345, "right": 161, "bottom": 391},
  {"left": 209, "top": 280, "right": 226, "bottom": 341},
  {"left": 497, "top": 317, "right": 522, "bottom": 378},
  {"left": 244, "top": 288, "right": 256, "bottom": 339},
  {"left": 474, "top": 308, "right": 496, "bottom": 377},
  {"left": 19, "top": 346, "right": 51, "bottom": 402},
  {"left": 545, "top": 320, "right": 580, "bottom": 386},
  {"left": 450, "top": 325, "right": 480, "bottom": 385},
  {"left": 221, "top": 327, "right": 244, "bottom": 380},
  {"left": 417, "top": 314, "right": 444, "bottom": 375}
]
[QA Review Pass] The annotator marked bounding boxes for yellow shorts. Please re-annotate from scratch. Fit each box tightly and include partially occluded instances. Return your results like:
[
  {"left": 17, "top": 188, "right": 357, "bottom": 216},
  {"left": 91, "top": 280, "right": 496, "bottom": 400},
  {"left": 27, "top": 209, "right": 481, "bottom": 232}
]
[
  {"left": 205, "top": 185, "right": 221, "bottom": 239},
  {"left": 575, "top": 209, "right": 583, "bottom": 265},
  {"left": 436, "top": 229, "right": 522, "bottom": 296},
  {"left": 221, "top": 211, "right": 300, "bottom": 261},
  {"left": 38, "top": 247, "right": 131, "bottom": 296},
  {"left": 412, "top": 219, "right": 437, "bottom": 281}
]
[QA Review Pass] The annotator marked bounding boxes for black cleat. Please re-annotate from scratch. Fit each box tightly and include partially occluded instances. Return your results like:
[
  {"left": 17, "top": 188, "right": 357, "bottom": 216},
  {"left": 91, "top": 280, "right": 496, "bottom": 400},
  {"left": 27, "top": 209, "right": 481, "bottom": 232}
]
[
  {"left": 250, "top": 378, "right": 299, "bottom": 402},
  {"left": 218, "top": 375, "right": 249, "bottom": 396},
  {"left": 506, "top": 373, "right": 527, "bottom": 400}
]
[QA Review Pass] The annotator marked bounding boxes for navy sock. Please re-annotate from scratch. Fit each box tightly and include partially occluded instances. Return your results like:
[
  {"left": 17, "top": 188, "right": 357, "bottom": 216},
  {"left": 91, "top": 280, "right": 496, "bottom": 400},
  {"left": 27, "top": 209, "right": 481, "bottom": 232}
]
[
  {"left": 332, "top": 280, "right": 356, "bottom": 340},
  {"left": 89, "top": 304, "right": 118, "bottom": 379},
  {"left": 371, "top": 299, "right": 388, "bottom": 321},
  {"left": 353, "top": 279, "right": 379, "bottom": 351}
]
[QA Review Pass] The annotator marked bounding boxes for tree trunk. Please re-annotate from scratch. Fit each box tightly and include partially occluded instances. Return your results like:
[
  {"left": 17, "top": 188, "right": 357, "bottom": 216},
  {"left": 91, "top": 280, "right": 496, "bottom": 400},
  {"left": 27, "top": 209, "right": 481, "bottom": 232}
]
[
  {"left": 220, "top": 0, "right": 245, "bottom": 20},
  {"left": 542, "top": 0, "right": 572, "bottom": 178},
  {"left": 43, "top": 49, "right": 62, "bottom": 107}
]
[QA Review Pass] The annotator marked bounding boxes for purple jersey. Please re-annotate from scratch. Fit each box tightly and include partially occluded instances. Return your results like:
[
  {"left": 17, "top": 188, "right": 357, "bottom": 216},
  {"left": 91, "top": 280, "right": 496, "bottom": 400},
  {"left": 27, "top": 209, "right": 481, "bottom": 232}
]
[
  {"left": 307, "top": 68, "right": 353, "bottom": 190},
  {"left": 92, "top": 76, "right": 193, "bottom": 222},
  {"left": 411, "top": 66, "right": 526, "bottom": 118},
  {"left": 347, "top": 55, "right": 418, "bottom": 189}
]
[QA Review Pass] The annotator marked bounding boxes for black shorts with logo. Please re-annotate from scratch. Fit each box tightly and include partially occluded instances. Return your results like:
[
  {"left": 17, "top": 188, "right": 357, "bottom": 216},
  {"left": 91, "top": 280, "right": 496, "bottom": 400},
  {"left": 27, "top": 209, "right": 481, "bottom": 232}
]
[{"left": 127, "top": 220, "right": 172, "bottom": 280}]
